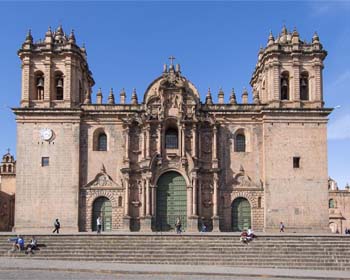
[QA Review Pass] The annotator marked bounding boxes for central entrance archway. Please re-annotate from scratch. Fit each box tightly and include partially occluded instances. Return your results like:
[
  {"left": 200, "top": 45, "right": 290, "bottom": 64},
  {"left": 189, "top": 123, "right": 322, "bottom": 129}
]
[
  {"left": 232, "top": 197, "right": 251, "bottom": 231},
  {"left": 92, "top": 197, "right": 112, "bottom": 232},
  {"left": 156, "top": 171, "right": 187, "bottom": 231}
]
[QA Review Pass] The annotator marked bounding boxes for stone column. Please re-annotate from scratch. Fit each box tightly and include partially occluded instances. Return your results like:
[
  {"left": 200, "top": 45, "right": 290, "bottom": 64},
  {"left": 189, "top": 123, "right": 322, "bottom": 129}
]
[
  {"left": 181, "top": 124, "right": 185, "bottom": 157},
  {"left": 293, "top": 58, "right": 300, "bottom": 102},
  {"left": 192, "top": 175, "right": 197, "bottom": 216},
  {"left": 141, "top": 128, "right": 145, "bottom": 160},
  {"left": 146, "top": 177, "right": 151, "bottom": 216},
  {"left": 64, "top": 57, "right": 72, "bottom": 103},
  {"left": 146, "top": 125, "right": 151, "bottom": 158},
  {"left": 123, "top": 176, "right": 131, "bottom": 231},
  {"left": 157, "top": 124, "right": 161, "bottom": 155},
  {"left": 198, "top": 176, "right": 202, "bottom": 217},
  {"left": 124, "top": 177, "right": 130, "bottom": 216},
  {"left": 124, "top": 127, "right": 129, "bottom": 162},
  {"left": 44, "top": 56, "right": 51, "bottom": 104},
  {"left": 314, "top": 61, "right": 323, "bottom": 102},
  {"left": 21, "top": 57, "right": 31, "bottom": 107},
  {"left": 192, "top": 124, "right": 197, "bottom": 157},
  {"left": 151, "top": 185, "right": 156, "bottom": 216},
  {"left": 140, "top": 176, "right": 152, "bottom": 232},
  {"left": 140, "top": 179, "right": 146, "bottom": 217},
  {"left": 273, "top": 61, "right": 280, "bottom": 101},
  {"left": 212, "top": 173, "right": 220, "bottom": 232},
  {"left": 212, "top": 125, "right": 218, "bottom": 169}
]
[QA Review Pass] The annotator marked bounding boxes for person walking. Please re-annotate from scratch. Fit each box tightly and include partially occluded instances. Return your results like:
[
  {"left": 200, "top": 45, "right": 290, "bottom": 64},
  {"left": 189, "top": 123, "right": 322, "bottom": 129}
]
[
  {"left": 175, "top": 217, "right": 182, "bottom": 234},
  {"left": 52, "top": 218, "right": 60, "bottom": 234},
  {"left": 279, "top": 221, "right": 285, "bottom": 233},
  {"left": 97, "top": 216, "right": 102, "bottom": 234}
]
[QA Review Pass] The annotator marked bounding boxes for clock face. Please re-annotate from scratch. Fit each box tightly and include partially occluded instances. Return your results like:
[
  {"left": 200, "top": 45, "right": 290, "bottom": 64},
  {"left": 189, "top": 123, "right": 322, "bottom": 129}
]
[{"left": 40, "top": 128, "right": 53, "bottom": 141}]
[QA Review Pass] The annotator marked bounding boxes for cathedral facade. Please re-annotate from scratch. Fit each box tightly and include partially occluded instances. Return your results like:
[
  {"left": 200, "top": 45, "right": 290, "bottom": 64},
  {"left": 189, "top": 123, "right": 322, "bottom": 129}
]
[{"left": 14, "top": 26, "right": 331, "bottom": 233}]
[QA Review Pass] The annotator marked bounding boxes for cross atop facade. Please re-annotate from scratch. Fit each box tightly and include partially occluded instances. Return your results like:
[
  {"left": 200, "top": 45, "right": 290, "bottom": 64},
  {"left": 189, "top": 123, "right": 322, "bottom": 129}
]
[{"left": 168, "top": 56, "right": 176, "bottom": 65}]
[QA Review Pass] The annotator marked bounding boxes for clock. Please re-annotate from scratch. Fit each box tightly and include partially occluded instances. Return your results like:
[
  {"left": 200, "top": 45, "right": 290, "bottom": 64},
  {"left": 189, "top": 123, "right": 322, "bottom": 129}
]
[{"left": 40, "top": 128, "right": 53, "bottom": 141}]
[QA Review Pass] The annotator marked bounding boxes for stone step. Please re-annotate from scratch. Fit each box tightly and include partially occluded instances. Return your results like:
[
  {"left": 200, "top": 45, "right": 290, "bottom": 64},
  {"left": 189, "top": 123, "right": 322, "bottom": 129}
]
[{"left": 2, "top": 235, "right": 350, "bottom": 270}]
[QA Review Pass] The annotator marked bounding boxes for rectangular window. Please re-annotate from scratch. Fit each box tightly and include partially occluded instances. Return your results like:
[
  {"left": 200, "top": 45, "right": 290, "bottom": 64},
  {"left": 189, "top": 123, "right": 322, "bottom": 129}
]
[
  {"left": 293, "top": 157, "right": 300, "bottom": 168},
  {"left": 41, "top": 157, "right": 49, "bottom": 167}
]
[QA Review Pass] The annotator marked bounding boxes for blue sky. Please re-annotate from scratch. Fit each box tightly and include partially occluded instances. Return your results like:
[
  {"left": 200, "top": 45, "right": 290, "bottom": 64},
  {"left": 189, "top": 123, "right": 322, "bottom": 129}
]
[{"left": 0, "top": 1, "right": 349, "bottom": 187}]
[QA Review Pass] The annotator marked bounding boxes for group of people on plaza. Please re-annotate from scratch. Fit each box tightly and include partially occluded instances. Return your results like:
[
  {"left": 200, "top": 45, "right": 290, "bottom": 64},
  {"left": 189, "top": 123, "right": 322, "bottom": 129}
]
[{"left": 8, "top": 235, "right": 37, "bottom": 254}]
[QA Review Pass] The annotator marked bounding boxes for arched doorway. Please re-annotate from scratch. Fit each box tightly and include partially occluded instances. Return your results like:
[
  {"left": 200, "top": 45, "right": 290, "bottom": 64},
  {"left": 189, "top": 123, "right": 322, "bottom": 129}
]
[
  {"left": 92, "top": 197, "right": 112, "bottom": 232},
  {"left": 232, "top": 197, "right": 251, "bottom": 231},
  {"left": 156, "top": 171, "right": 187, "bottom": 231}
]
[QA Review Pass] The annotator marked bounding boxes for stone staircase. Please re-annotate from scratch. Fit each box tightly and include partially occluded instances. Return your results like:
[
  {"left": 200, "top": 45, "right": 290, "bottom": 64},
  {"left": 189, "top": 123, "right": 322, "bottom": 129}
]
[{"left": 0, "top": 234, "right": 349, "bottom": 270}]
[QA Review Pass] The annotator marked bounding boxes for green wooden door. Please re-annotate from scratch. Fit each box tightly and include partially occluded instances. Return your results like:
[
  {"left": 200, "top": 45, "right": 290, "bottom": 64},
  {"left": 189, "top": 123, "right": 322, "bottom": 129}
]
[
  {"left": 156, "top": 171, "right": 187, "bottom": 231},
  {"left": 92, "top": 197, "right": 112, "bottom": 232},
  {"left": 232, "top": 197, "right": 251, "bottom": 231}
]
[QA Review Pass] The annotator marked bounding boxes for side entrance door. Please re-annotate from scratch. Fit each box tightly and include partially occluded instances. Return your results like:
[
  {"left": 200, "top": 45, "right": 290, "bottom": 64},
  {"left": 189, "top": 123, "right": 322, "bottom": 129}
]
[
  {"left": 92, "top": 197, "right": 112, "bottom": 232},
  {"left": 232, "top": 197, "right": 251, "bottom": 231}
]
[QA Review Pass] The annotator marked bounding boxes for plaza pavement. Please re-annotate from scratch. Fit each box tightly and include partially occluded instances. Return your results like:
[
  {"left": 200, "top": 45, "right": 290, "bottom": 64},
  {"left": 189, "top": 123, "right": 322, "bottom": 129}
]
[{"left": 0, "top": 257, "right": 350, "bottom": 279}]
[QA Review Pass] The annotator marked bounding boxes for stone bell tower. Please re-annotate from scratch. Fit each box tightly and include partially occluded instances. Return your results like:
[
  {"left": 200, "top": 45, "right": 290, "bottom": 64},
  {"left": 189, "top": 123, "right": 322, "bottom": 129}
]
[
  {"left": 18, "top": 26, "right": 94, "bottom": 108},
  {"left": 14, "top": 26, "right": 94, "bottom": 232},
  {"left": 250, "top": 26, "right": 327, "bottom": 108}
]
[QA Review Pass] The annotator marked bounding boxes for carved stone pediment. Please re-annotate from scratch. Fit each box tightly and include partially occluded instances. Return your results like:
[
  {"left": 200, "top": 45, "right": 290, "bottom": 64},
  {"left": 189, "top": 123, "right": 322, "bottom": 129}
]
[
  {"left": 83, "top": 171, "right": 122, "bottom": 190},
  {"left": 232, "top": 172, "right": 262, "bottom": 189}
]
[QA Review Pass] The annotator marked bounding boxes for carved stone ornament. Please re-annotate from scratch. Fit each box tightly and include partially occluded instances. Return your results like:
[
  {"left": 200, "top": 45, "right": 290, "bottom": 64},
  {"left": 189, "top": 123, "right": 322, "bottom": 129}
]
[{"left": 83, "top": 169, "right": 122, "bottom": 190}]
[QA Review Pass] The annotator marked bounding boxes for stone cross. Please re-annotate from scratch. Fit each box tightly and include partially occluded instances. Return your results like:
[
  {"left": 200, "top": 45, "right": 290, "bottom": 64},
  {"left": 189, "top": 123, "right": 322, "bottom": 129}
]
[{"left": 168, "top": 56, "right": 176, "bottom": 65}]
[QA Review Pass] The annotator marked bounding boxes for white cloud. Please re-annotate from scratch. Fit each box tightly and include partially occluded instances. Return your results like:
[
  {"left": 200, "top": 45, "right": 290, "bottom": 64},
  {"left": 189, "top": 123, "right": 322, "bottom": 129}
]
[{"left": 328, "top": 114, "right": 350, "bottom": 140}]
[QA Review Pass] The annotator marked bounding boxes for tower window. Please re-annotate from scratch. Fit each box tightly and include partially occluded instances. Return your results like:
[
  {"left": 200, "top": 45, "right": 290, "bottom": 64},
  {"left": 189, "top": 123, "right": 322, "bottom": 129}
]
[
  {"left": 280, "top": 72, "right": 290, "bottom": 100},
  {"left": 41, "top": 157, "right": 49, "bottom": 167},
  {"left": 55, "top": 73, "right": 64, "bottom": 100},
  {"left": 35, "top": 72, "right": 44, "bottom": 100},
  {"left": 329, "top": 199, "right": 335, "bottom": 209},
  {"left": 293, "top": 157, "right": 300, "bottom": 168},
  {"left": 235, "top": 134, "right": 246, "bottom": 152},
  {"left": 165, "top": 128, "right": 178, "bottom": 149},
  {"left": 300, "top": 72, "right": 309, "bottom": 101},
  {"left": 98, "top": 133, "right": 107, "bottom": 151}
]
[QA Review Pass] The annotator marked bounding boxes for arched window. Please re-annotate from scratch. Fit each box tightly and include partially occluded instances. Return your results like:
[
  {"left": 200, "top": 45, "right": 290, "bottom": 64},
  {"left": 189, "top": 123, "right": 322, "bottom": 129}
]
[
  {"left": 118, "top": 196, "right": 123, "bottom": 207},
  {"left": 8, "top": 165, "right": 12, "bottom": 173},
  {"left": 280, "top": 71, "right": 289, "bottom": 100},
  {"left": 35, "top": 72, "right": 44, "bottom": 100},
  {"left": 329, "top": 199, "right": 335, "bottom": 209},
  {"left": 300, "top": 72, "right": 309, "bottom": 101},
  {"left": 235, "top": 134, "right": 246, "bottom": 152},
  {"left": 55, "top": 72, "right": 64, "bottom": 100},
  {"left": 2, "top": 165, "right": 6, "bottom": 172},
  {"left": 98, "top": 133, "right": 107, "bottom": 151},
  {"left": 5, "top": 156, "right": 9, "bottom": 162},
  {"left": 165, "top": 127, "right": 178, "bottom": 149}
]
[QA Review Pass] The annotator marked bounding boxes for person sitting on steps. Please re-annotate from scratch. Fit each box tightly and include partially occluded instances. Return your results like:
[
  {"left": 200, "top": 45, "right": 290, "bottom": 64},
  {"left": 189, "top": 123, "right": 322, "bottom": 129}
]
[
  {"left": 8, "top": 235, "right": 24, "bottom": 253},
  {"left": 240, "top": 230, "right": 249, "bottom": 244},
  {"left": 25, "top": 236, "right": 37, "bottom": 255}
]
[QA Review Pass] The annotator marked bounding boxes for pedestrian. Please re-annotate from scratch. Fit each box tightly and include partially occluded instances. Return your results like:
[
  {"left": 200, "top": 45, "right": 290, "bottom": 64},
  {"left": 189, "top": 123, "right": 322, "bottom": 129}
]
[
  {"left": 280, "top": 221, "right": 285, "bottom": 232},
  {"left": 52, "top": 218, "right": 60, "bottom": 234},
  {"left": 175, "top": 217, "right": 182, "bottom": 234},
  {"left": 97, "top": 216, "right": 102, "bottom": 234}
]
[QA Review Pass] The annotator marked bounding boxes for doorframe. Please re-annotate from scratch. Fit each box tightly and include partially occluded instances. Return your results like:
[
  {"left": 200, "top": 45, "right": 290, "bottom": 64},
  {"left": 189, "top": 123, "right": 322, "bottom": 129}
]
[
  {"left": 231, "top": 196, "right": 252, "bottom": 232},
  {"left": 154, "top": 169, "right": 189, "bottom": 231}
]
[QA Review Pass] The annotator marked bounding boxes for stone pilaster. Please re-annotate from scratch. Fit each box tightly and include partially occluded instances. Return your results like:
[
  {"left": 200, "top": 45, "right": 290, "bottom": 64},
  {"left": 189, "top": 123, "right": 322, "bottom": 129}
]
[
  {"left": 212, "top": 173, "right": 220, "bottom": 232},
  {"left": 21, "top": 57, "right": 31, "bottom": 107}
]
